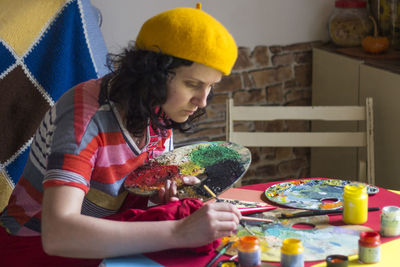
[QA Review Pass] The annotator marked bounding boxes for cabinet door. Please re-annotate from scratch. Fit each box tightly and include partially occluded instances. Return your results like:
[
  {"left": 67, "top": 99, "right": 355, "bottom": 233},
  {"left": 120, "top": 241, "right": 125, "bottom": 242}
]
[
  {"left": 312, "top": 48, "right": 362, "bottom": 105},
  {"left": 360, "top": 65, "right": 400, "bottom": 189},
  {"left": 311, "top": 48, "right": 362, "bottom": 180}
]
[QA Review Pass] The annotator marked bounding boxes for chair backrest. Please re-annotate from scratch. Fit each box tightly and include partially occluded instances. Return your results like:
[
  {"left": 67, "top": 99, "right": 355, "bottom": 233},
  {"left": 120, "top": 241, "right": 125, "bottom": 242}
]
[{"left": 226, "top": 98, "right": 375, "bottom": 185}]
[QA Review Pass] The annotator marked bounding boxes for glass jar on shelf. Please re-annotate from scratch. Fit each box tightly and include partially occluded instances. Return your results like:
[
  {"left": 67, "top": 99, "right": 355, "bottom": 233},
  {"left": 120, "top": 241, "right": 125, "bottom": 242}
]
[
  {"left": 328, "top": 0, "right": 373, "bottom": 47},
  {"left": 379, "top": 0, "right": 400, "bottom": 49}
]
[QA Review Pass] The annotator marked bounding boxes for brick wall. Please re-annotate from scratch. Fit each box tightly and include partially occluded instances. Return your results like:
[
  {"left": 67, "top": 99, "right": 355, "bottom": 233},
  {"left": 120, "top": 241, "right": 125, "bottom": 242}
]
[{"left": 173, "top": 41, "right": 323, "bottom": 185}]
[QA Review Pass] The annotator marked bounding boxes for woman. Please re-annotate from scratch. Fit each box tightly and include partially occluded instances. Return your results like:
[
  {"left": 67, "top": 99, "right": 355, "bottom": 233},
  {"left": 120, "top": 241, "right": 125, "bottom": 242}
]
[{"left": 0, "top": 4, "right": 240, "bottom": 266}]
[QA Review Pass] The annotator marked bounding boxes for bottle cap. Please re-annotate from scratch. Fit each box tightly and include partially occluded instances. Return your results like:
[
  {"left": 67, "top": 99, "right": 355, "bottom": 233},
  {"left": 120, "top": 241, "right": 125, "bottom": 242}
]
[
  {"left": 359, "top": 231, "right": 381, "bottom": 247},
  {"left": 326, "top": 254, "right": 349, "bottom": 267},
  {"left": 217, "top": 260, "right": 239, "bottom": 267},
  {"left": 382, "top": 206, "right": 400, "bottom": 218},
  {"left": 281, "top": 238, "right": 304, "bottom": 255},
  {"left": 239, "top": 235, "right": 259, "bottom": 250}
]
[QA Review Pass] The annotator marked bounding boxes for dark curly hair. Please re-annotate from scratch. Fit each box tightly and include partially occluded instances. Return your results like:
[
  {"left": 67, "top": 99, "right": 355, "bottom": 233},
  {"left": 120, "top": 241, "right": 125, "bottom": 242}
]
[{"left": 100, "top": 43, "right": 214, "bottom": 138}]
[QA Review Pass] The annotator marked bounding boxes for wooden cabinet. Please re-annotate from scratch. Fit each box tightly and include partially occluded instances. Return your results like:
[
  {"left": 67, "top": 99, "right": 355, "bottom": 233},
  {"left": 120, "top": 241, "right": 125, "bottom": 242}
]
[{"left": 312, "top": 48, "right": 400, "bottom": 190}]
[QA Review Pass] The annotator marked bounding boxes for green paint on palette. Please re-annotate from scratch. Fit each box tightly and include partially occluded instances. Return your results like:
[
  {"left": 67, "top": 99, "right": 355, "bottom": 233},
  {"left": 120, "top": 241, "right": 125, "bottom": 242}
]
[{"left": 189, "top": 144, "right": 240, "bottom": 167}]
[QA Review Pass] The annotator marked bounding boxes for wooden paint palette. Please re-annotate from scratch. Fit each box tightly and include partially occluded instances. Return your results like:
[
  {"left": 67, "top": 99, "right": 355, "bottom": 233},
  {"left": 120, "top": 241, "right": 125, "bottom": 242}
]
[
  {"left": 265, "top": 178, "right": 379, "bottom": 211},
  {"left": 124, "top": 141, "right": 251, "bottom": 200}
]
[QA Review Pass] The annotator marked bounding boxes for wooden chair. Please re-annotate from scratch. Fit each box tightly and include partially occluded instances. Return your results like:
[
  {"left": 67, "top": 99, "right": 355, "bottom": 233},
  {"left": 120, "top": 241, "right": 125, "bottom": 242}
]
[{"left": 226, "top": 97, "right": 375, "bottom": 185}]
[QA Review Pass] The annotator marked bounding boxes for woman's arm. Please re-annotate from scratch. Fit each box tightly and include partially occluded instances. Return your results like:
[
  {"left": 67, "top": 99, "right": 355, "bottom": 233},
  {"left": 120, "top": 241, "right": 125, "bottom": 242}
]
[{"left": 41, "top": 185, "right": 240, "bottom": 259}]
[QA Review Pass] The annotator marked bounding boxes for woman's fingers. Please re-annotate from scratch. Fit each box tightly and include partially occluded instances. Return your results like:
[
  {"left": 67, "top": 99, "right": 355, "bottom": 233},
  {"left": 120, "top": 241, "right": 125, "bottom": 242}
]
[
  {"left": 157, "top": 187, "right": 166, "bottom": 202},
  {"left": 201, "top": 203, "right": 241, "bottom": 229},
  {"left": 182, "top": 176, "right": 200, "bottom": 185},
  {"left": 173, "top": 202, "right": 241, "bottom": 247},
  {"left": 164, "top": 180, "right": 178, "bottom": 202},
  {"left": 216, "top": 230, "right": 234, "bottom": 239},
  {"left": 153, "top": 179, "right": 180, "bottom": 204},
  {"left": 210, "top": 202, "right": 242, "bottom": 221},
  {"left": 154, "top": 176, "right": 200, "bottom": 204},
  {"left": 169, "top": 181, "right": 178, "bottom": 202}
]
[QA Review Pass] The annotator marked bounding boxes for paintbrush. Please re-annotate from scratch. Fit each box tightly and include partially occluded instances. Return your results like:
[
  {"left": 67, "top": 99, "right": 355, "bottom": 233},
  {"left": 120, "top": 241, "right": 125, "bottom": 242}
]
[
  {"left": 203, "top": 185, "right": 277, "bottom": 216},
  {"left": 279, "top": 207, "right": 380, "bottom": 219},
  {"left": 203, "top": 185, "right": 277, "bottom": 222},
  {"left": 205, "top": 241, "right": 234, "bottom": 267},
  {"left": 240, "top": 221, "right": 256, "bottom": 236},
  {"left": 238, "top": 206, "right": 277, "bottom": 215},
  {"left": 241, "top": 216, "right": 275, "bottom": 223},
  {"left": 203, "top": 184, "right": 222, "bottom": 202}
]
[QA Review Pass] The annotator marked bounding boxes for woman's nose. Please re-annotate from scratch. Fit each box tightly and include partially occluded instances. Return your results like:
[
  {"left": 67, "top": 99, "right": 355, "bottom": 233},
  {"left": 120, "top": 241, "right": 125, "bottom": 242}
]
[{"left": 192, "top": 88, "right": 210, "bottom": 108}]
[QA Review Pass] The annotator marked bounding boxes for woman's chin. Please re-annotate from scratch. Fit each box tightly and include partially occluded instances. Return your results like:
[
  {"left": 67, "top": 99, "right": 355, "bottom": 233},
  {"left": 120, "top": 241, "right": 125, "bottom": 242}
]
[{"left": 171, "top": 116, "right": 189, "bottom": 123}]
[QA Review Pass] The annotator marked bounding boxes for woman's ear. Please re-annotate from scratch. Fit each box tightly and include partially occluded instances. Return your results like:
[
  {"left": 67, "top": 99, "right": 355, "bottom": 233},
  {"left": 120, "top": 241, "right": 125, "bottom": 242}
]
[{"left": 167, "top": 72, "right": 175, "bottom": 81}]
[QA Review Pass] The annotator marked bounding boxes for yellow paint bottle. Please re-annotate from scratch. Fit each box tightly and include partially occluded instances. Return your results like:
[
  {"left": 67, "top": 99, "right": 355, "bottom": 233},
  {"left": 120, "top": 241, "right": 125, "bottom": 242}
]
[
  {"left": 343, "top": 184, "right": 368, "bottom": 225},
  {"left": 280, "top": 238, "right": 304, "bottom": 267}
]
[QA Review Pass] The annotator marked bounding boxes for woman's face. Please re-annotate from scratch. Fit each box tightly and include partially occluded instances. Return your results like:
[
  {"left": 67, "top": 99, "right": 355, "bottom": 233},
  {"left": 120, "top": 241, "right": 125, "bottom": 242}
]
[{"left": 162, "top": 62, "right": 222, "bottom": 123}]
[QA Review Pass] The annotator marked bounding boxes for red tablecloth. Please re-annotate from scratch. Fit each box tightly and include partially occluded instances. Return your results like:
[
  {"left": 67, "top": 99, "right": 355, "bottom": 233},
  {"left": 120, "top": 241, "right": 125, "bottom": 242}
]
[{"left": 146, "top": 179, "right": 400, "bottom": 267}]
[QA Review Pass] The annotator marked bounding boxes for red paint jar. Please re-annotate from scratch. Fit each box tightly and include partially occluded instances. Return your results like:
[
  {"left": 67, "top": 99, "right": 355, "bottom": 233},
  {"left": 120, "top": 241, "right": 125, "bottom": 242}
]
[{"left": 358, "top": 231, "right": 381, "bottom": 264}]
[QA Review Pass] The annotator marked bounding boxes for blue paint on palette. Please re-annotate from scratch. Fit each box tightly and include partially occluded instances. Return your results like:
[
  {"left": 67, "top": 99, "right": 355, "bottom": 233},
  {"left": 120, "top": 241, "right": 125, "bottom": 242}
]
[
  {"left": 261, "top": 224, "right": 360, "bottom": 261},
  {"left": 330, "top": 241, "right": 341, "bottom": 247}
]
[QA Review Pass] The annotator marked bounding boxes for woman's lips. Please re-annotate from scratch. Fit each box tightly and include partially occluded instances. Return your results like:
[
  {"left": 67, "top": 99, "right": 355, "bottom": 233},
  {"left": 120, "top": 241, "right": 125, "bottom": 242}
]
[{"left": 184, "top": 110, "right": 196, "bottom": 115}]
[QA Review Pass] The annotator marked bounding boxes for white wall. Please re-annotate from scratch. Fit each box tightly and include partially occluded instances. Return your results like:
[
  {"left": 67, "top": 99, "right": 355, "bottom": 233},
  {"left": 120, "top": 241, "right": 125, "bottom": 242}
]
[{"left": 92, "top": 0, "right": 335, "bottom": 53}]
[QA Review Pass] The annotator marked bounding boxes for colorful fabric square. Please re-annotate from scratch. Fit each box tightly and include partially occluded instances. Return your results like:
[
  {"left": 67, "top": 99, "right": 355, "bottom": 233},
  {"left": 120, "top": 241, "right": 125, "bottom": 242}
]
[{"left": 0, "top": 0, "right": 109, "bottom": 212}]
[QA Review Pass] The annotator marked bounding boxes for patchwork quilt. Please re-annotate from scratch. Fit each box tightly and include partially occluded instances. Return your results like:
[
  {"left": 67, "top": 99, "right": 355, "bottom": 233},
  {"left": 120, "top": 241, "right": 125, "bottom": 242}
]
[{"left": 0, "top": 0, "right": 109, "bottom": 210}]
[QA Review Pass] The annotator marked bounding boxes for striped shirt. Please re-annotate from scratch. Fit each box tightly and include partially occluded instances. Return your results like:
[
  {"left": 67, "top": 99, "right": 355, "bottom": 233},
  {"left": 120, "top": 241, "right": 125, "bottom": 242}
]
[{"left": 0, "top": 79, "right": 173, "bottom": 236}]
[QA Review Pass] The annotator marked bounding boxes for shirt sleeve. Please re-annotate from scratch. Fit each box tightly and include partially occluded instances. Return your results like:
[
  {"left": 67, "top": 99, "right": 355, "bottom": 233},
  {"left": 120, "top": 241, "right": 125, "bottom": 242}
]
[{"left": 43, "top": 82, "right": 101, "bottom": 194}]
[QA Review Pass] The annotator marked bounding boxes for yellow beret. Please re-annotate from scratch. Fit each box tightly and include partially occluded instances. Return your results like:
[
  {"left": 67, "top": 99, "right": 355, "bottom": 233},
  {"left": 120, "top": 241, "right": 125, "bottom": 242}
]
[{"left": 136, "top": 5, "right": 238, "bottom": 75}]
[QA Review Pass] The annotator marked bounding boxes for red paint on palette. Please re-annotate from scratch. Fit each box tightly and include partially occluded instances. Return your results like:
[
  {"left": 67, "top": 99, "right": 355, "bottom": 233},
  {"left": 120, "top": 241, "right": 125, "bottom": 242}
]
[{"left": 125, "top": 162, "right": 181, "bottom": 191}]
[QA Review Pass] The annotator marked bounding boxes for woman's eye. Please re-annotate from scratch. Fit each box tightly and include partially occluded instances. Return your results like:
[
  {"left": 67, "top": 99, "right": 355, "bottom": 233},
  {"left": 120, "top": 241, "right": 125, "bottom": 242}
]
[{"left": 185, "top": 82, "right": 199, "bottom": 88}]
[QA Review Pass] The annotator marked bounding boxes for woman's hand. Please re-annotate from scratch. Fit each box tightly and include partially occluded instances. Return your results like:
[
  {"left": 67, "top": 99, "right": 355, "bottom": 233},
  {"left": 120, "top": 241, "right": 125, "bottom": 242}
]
[
  {"left": 151, "top": 176, "right": 200, "bottom": 204},
  {"left": 172, "top": 202, "right": 241, "bottom": 247}
]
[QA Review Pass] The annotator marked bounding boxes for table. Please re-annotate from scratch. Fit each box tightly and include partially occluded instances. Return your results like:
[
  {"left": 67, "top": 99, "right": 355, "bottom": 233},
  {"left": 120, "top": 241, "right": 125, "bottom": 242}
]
[{"left": 102, "top": 180, "right": 400, "bottom": 267}]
